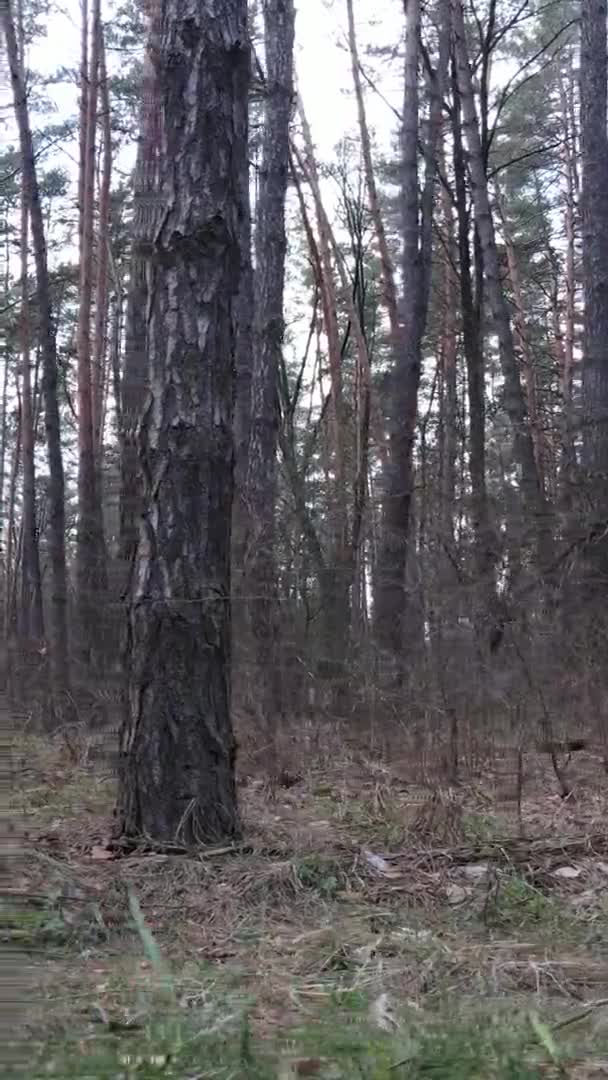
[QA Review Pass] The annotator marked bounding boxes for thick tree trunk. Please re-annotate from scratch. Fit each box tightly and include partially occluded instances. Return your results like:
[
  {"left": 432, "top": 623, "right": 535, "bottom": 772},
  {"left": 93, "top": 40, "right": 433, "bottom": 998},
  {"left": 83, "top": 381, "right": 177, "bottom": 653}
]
[
  {"left": 245, "top": 0, "right": 295, "bottom": 753},
  {"left": 116, "top": 0, "right": 249, "bottom": 844},
  {"left": 580, "top": 0, "right": 608, "bottom": 545},
  {"left": 2, "top": 0, "right": 71, "bottom": 704},
  {"left": 231, "top": 81, "right": 254, "bottom": 621}
]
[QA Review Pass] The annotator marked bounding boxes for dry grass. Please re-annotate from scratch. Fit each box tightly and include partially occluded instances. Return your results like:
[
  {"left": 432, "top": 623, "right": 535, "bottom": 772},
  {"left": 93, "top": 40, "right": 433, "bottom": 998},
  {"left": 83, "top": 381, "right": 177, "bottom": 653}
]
[{"left": 5, "top": 727, "right": 608, "bottom": 1077}]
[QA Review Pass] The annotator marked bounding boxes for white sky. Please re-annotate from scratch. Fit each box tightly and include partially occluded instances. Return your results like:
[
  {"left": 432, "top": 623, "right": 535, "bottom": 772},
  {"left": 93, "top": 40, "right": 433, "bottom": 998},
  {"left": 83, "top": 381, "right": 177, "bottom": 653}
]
[
  {"left": 1, "top": 0, "right": 404, "bottom": 383},
  {"left": 1, "top": 0, "right": 403, "bottom": 164}
]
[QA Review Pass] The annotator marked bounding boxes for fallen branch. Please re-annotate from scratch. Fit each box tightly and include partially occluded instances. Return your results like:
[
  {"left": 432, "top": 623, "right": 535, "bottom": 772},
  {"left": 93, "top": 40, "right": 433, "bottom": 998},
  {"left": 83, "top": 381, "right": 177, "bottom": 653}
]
[{"left": 390, "top": 833, "right": 608, "bottom": 868}]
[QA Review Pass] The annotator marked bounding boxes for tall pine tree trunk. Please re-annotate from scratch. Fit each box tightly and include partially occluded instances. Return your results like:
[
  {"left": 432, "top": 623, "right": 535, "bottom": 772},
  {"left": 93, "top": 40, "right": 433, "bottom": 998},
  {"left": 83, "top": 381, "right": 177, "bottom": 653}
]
[
  {"left": 581, "top": 0, "right": 608, "bottom": 548},
  {"left": 116, "top": 0, "right": 249, "bottom": 844},
  {"left": 119, "top": 4, "right": 162, "bottom": 580},
  {"left": 19, "top": 200, "right": 44, "bottom": 656},
  {"left": 76, "top": 0, "right": 107, "bottom": 669},
  {"left": 245, "top": 0, "right": 295, "bottom": 754}
]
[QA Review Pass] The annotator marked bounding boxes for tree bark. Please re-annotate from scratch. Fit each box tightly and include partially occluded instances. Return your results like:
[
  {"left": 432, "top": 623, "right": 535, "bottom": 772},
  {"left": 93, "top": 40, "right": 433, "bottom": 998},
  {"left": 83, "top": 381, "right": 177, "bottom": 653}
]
[
  {"left": 76, "top": 0, "right": 107, "bottom": 667},
  {"left": 119, "top": 5, "right": 162, "bottom": 580},
  {"left": 116, "top": 0, "right": 249, "bottom": 844},
  {"left": 78, "top": 0, "right": 88, "bottom": 252},
  {"left": 92, "top": 27, "right": 112, "bottom": 458},
  {"left": 2, "top": 0, "right": 71, "bottom": 704},
  {"left": 245, "top": 0, "right": 295, "bottom": 755},
  {"left": 580, "top": 0, "right": 608, "bottom": 544}
]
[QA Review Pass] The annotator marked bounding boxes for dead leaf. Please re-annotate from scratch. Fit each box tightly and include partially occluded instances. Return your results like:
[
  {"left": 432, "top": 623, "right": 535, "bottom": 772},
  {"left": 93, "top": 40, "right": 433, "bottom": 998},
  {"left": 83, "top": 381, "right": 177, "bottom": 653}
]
[
  {"left": 463, "top": 863, "right": 490, "bottom": 881},
  {"left": 446, "top": 883, "right": 469, "bottom": 905},
  {"left": 90, "top": 845, "right": 115, "bottom": 861},
  {"left": 362, "top": 848, "right": 402, "bottom": 878},
  {"left": 369, "top": 991, "right": 399, "bottom": 1031},
  {"left": 553, "top": 865, "right": 581, "bottom": 879}
]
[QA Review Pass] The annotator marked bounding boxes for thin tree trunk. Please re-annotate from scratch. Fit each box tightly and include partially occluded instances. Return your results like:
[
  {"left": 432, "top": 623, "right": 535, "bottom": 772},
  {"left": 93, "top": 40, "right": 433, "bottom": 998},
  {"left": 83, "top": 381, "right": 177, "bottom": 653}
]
[
  {"left": 495, "top": 185, "right": 546, "bottom": 495},
  {"left": 5, "top": 398, "right": 21, "bottom": 697},
  {"left": 119, "top": 6, "right": 162, "bottom": 581},
  {"left": 92, "top": 26, "right": 111, "bottom": 458},
  {"left": 2, "top": 0, "right": 71, "bottom": 705},
  {"left": 452, "top": 0, "right": 551, "bottom": 571},
  {"left": 345, "top": 0, "right": 400, "bottom": 341},
  {"left": 374, "top": 0, "right": 449, "bottom": 655},
  {"left": 296, "top": 98, "right": 352, "bottom": 675},
  {"left": 451, "top": 58, "right": 494, "bottom": 612},
  {"left": 76, "top": 0, "right": 107, "bottom": 666},
  {"left": 245, "top": 0, "right": 295, "bottom": 760},
  {"left": 439, "top": 166, "right": 458, "bottom": 557},
  {"left": 19, "top": 199, "right": 44, "bottom": 651},
  {"left": 78, "top": 0, "right": 88, "bottom": 252},
  {"left": 290, "top": 133, "right": 351, "bottom": 677},
  {"left": 16, "top": 1, "right": 43, "bottom": 655},
  {"left": 116, "top": 0, "right": 249, "bottom": 844}
]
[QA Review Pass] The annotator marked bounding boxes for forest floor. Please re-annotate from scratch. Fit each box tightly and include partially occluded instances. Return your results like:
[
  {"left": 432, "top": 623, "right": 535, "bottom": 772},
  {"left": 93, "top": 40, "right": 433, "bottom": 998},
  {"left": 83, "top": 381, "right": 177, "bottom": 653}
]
[{"left": 5, "top": 725, "right": 608, "bottom": 1079}]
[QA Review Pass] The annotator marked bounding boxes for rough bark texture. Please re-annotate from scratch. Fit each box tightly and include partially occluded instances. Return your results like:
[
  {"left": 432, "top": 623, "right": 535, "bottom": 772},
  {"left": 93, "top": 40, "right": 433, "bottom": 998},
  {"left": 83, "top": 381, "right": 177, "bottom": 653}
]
[
  {"left": 245, "top": 0, "right": 294, "bottom": 746},
  {"left": 2, "top": 0, "right": 70, "bottom": 703},
  {"left": 116, "top": 0, "right": 249, "bottom": 844},
  {"left": 119, "top": 7, "right": 162, "bottom": 577},
  {"left": 580, "top": 0, "right": 608, "bottom": 544}
]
